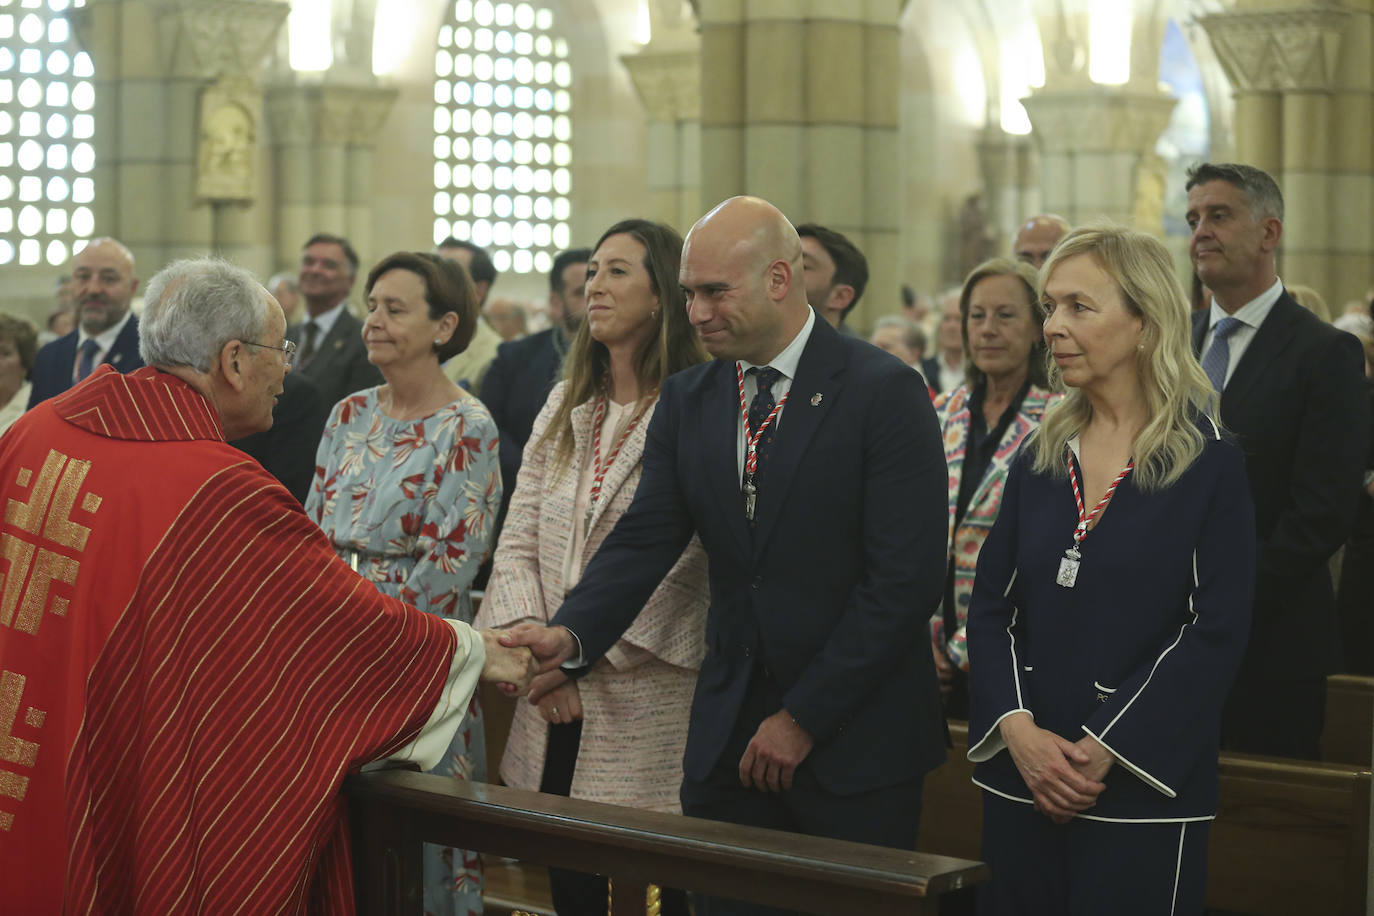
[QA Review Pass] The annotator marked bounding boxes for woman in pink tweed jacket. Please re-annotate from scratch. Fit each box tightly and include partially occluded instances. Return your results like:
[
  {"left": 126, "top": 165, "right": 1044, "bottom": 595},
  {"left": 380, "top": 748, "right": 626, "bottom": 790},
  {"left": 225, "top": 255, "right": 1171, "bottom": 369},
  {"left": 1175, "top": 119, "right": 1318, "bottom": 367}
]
[{"left": 478, "top": 219, "right": 708, "bottom": 916}]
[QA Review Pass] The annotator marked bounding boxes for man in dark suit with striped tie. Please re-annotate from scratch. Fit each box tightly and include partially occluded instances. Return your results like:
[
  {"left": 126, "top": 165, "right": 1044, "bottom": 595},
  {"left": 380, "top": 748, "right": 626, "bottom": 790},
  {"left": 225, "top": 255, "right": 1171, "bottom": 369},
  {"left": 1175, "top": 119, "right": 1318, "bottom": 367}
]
[
  {"left": 288, "top": 233, "right": 383, "bottom": 414},
  {"left": 503, "top": 196, "right": 949, "bottom": 915},
  {"left": 27, "top": 237, "right": 145, "bottom": 408},
  {"left": 1186, "top": 162, "right": 1369, "bottom": 759}
]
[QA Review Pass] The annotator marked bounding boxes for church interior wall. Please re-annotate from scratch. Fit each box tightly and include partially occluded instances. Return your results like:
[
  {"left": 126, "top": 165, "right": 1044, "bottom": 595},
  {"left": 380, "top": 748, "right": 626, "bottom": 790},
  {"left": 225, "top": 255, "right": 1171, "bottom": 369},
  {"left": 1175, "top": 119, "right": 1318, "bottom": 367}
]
[{"left": 0, "top": 0, "right": 1371, "bottom": 324}]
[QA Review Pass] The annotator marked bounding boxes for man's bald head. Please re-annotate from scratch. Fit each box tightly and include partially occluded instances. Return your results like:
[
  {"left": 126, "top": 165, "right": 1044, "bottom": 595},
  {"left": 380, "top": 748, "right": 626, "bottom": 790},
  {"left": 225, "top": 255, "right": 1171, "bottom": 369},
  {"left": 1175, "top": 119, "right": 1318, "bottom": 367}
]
[
  {"left": 686, "top": 196, "right": 803, "bottom": 281},
  {"left": 70, "top": 237, "right": 139, "bottom": 335},
  {"left": 1013, "top": 214, "right": 1071, "bottom": 270},
  {"left": 681, "top": 196, "right": 810, "bottom": 364}
]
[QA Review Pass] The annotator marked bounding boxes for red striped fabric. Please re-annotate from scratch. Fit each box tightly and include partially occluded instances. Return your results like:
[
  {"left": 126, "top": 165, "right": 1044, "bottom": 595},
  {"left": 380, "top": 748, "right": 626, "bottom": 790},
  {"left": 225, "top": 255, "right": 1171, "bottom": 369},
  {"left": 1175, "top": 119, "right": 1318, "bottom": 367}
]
[{"left": 1, "top": 368, "right": 457, "bottom": 914}]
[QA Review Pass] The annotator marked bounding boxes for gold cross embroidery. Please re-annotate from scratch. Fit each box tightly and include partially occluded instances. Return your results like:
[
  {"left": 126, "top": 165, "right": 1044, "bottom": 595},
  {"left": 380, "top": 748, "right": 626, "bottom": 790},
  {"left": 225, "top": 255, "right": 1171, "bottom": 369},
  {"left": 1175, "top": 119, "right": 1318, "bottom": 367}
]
[
  {"left": 0, "top": 668, "right": 43, "bottom": 831},
  {"left": 0, "top": 450, "right": 99, "bottom": 635}
]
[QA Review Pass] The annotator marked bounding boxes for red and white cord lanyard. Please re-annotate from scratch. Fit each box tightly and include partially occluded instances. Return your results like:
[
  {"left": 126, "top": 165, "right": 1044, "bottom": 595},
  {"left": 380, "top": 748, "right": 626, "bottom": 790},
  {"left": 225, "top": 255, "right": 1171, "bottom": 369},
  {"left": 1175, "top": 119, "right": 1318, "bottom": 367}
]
[
  {"left": 584, "top": 395, "right": 644, "bottom": 534},
  {"left": 1056, "top": 448, "right": 1133, "bottom": 588},
  {"left": 736, "top": 362, "right": 789, "bottom": 520}
]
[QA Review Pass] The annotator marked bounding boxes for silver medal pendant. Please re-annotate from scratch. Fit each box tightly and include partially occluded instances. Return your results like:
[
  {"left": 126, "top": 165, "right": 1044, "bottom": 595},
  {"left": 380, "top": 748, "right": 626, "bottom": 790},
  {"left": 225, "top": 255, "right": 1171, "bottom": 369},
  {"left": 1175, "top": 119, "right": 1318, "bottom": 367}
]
[
  {"left": 1056, "top": 546, "right": 1081, "bottom": 588},
  {"left": 743, "top": 476, "right": 757, "bottom": 521}
]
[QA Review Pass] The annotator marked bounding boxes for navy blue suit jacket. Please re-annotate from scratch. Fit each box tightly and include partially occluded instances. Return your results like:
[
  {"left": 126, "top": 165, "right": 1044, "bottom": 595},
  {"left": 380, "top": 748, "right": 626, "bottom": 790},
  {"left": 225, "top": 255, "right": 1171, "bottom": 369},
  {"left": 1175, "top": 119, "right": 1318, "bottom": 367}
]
[
  {"left": 1190, "top": 293, "right": 1368, "bottom": 681},
  {"left": 551, "top": 314, "right": 949, "bottom": 795},
  {"left": 968, "top": 431, "right": 1255, "bottom": 820},
  {"left": 481, "top": 327, "right": 566, "bottom": 501},
  {"left": 27, "top": 315, "right": 144, "bottom": 409}
]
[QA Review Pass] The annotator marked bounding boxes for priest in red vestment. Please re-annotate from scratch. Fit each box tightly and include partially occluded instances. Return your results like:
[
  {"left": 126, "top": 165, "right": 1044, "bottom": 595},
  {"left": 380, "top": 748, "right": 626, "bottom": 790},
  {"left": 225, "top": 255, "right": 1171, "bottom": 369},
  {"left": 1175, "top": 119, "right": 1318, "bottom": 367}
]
[{"left": 0, "top": 257, "right": 534, "bottom": 914}]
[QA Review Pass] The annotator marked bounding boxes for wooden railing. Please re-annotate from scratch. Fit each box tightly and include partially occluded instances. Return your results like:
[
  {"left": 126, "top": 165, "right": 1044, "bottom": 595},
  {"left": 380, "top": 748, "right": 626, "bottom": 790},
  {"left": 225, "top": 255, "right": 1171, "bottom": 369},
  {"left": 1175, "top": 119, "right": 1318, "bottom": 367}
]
[{"left": 345, "top": 771, "right": 988, "bottom": 915}]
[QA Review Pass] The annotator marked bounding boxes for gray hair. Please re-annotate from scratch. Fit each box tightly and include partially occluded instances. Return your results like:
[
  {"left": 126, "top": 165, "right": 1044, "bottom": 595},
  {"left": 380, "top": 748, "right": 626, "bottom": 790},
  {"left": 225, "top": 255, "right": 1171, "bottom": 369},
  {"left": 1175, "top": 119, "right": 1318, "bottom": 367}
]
[
  {"left": 872, "top": 315, "right": 926, "bottom": 354},
  {"left": 1185, "top": 162, "right": 1285, "bottom": 223},
  {"left": 139, "top": 258, "right": 269, "bottom": 372}
]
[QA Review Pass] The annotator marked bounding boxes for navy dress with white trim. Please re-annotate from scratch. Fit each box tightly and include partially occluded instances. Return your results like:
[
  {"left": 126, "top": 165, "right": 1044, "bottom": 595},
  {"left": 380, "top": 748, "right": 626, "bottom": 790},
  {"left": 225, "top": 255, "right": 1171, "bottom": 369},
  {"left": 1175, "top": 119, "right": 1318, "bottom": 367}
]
[{"left": 966, "top": 423, "right": 1255, "bottom": 822}]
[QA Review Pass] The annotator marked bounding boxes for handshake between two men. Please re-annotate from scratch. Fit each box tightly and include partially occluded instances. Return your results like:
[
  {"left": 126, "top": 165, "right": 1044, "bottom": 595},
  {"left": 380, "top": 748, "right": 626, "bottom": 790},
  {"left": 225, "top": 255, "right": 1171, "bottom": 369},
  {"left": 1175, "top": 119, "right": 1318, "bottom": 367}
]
[
  {"left": 479, "top": 628, "right": 541, "bottom": 693},
  {"left": 492, "top": 623, "right": 817, "bottom": 794}
]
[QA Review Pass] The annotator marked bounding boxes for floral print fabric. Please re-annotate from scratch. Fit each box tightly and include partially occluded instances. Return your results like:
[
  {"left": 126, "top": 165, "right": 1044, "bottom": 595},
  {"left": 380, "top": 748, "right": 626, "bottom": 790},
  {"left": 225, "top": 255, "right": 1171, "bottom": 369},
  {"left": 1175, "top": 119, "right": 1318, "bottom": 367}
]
[{"left": 306, "top": 386, "right": 501, "bottom": 916}]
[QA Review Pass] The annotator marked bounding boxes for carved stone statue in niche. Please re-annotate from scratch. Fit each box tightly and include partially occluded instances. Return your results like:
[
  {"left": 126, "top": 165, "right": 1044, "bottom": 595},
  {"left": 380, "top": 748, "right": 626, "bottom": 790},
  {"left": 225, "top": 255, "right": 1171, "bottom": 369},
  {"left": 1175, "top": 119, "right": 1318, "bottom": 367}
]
[
  {"left": 197, "top": 78, "right": 261, "bottom": 203},
  {"left": 959, "top": 193, "right": 993, "bottom": 277}
]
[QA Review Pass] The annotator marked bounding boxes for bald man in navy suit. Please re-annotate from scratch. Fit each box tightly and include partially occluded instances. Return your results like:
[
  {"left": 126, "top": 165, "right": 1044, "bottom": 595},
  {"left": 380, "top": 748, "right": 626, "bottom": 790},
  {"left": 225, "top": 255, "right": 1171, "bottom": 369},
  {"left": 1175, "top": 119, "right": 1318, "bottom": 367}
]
[{"left": 503, "top": 197, "right": 948, "bottom": 915}]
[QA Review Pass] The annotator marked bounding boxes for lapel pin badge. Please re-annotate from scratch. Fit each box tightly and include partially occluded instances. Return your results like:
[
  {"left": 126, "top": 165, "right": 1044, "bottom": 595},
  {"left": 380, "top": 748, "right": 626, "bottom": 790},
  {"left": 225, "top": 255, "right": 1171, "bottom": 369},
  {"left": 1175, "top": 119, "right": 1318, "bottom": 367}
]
[{"left": 810, "top": 393, "right": 822, "bottom": 407}]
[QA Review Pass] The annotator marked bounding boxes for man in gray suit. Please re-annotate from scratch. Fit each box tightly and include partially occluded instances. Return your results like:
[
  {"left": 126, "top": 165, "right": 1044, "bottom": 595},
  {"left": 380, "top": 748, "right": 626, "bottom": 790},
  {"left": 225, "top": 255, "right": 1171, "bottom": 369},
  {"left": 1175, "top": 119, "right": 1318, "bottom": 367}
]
[{"left": 289, "top": 233, "right": 383, "bottom": 412}]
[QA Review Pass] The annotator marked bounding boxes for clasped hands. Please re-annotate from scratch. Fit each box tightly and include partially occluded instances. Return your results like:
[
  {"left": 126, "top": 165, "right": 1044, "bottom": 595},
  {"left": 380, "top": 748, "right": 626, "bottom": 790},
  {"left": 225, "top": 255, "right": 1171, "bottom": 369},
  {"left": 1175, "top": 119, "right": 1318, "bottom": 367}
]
[
  {"left": 496, "top": 623, "right": 814, "bottom": 792},
  {"left": 999, "top": 711, "right": 1115, "bottom": 824}
]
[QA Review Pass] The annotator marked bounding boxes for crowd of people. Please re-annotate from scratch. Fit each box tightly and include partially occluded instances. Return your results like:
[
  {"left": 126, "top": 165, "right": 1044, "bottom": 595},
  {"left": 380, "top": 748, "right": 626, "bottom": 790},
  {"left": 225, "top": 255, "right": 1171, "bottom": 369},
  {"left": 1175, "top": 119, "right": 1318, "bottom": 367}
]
[{"left": 1, "top": 160, "right": 1372, "bottom": 915}]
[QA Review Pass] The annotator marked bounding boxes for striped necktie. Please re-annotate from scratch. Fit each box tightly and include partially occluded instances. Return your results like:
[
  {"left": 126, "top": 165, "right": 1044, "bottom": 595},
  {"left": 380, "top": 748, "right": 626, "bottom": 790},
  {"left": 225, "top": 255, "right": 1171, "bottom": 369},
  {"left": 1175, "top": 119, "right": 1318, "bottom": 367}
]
[{"left": 1201, "top": 316, "right": 1242, "bottom": 392}]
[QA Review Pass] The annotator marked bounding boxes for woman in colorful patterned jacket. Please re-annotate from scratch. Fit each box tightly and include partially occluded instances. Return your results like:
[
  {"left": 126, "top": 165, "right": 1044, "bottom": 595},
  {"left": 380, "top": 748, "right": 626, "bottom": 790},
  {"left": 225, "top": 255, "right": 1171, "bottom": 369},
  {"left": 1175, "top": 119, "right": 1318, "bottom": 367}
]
[{"left": 930, "top": 257, "right": 1053, "bottom": 719}]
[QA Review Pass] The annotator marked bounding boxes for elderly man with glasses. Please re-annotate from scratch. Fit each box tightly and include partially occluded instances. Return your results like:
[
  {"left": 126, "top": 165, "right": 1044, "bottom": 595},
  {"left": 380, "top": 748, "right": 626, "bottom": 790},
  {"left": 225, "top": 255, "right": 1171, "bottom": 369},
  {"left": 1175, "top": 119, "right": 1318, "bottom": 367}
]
[
  {"left": 229, "top": 333, "right": 332, "bottom": 504},
  {"left": 0, "top": 257, "right": 535, "bottom": 914}
]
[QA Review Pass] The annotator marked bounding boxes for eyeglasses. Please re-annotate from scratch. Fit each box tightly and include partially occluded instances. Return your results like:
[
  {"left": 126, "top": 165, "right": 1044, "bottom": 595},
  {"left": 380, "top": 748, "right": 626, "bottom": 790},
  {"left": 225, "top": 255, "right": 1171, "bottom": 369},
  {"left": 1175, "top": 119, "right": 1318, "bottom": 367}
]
[{"left": 242, "top": 339, "right": 298, "bottom": 368}]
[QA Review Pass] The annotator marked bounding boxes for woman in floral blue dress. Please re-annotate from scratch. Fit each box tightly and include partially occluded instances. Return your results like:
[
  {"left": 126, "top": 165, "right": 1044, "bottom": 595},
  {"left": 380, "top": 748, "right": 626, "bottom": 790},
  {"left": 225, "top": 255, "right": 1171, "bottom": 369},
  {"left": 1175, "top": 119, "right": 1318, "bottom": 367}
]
[{"left": 306, "top": 251, "right": 500, "bottom": 916}]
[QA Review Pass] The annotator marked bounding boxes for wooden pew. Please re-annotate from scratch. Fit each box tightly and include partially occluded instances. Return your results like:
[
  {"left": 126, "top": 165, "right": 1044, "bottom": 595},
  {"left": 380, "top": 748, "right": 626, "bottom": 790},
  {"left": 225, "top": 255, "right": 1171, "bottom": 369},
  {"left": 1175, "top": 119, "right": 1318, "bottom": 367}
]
[
  {"left": 346, "top": 771, "right": 989, "bottom": 915},
  {"left": 921, "top": 722, "right": 1370, "bottom": 915},
  {"left": 1324, "top": 674, "right": 1374, "bottom": 767}
]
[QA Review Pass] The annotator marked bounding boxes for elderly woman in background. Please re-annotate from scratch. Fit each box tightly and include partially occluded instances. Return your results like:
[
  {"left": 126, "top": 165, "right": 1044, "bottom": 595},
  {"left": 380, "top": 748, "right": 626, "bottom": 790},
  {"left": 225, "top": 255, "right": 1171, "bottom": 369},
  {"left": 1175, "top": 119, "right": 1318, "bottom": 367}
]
[
  {"left": 967, "top": 225, "right": 1255, "bottom": 915},
  {"left": 929, "top": 258, "right": 1052, "bottom": 719},
  {"left": 477, "top": 219, "right": 708, "bottom": 916},
  {"left": 306, "top": 252, "right": 500, "bottom": 916},
  {"left": 0, "top": 313, "right": 37, "bottom": 432}
]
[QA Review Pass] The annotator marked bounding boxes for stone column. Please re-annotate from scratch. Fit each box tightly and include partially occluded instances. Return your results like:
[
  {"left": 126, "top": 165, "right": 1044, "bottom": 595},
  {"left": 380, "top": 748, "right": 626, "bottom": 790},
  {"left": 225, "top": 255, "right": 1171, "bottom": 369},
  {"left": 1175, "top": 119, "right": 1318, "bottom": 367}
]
[
  {"left": 1021, "top": 86, "right": 1177, "bottom": 236},
  {"left": 696, "top": 0, "right": 902, "bottom": 332},
  {"left": 622, "top": 48, "right": 701, "bottom": 232},
  {"left": 73, "top": 0, "right": 288, "bottom": 273},
  {"left": 1200, "top": 3, "right": 1373, "bottom": 306},
  {"left": 977, "top": 127, "right": 1038, "bottom": 255},
  {"left": 264, "top": 83, "right": 397, "bottom": 272}
]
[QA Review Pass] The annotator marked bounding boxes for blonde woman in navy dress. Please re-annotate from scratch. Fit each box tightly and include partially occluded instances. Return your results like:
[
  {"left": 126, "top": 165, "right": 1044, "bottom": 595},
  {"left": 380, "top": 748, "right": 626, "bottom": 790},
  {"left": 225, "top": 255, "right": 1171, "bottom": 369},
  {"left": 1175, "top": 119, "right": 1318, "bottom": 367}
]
[{"left": 966, "top": 224, "right": 1256, "bottom": 915}]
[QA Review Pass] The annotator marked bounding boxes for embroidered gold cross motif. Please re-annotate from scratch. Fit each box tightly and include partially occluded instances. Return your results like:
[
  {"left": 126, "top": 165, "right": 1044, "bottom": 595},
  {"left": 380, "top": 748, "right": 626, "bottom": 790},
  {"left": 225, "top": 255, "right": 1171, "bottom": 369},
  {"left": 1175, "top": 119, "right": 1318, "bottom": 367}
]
[
  {"left": 1, "top": 449, "right": 99, "bottom": 635},
  {"left": 0, "top": 668, "right": 43, "bottom": 831}
]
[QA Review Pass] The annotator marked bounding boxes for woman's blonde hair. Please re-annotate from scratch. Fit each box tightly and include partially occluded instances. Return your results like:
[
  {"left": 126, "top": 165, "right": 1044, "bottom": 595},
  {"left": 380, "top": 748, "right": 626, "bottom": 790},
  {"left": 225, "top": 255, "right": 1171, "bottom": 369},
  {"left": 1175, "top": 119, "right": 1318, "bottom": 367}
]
[{"left": 1029, "top": 223, "right": 1219, "bottom": 490}]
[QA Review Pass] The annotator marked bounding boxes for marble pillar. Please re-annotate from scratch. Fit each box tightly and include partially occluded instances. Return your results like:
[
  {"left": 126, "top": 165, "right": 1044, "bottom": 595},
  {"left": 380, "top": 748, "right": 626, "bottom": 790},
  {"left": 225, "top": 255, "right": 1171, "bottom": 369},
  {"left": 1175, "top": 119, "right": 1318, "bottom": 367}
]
[
  {"left": 265, "top": 83, "right": 397, "bottom": 274},
  {"left": 1201, "top": 2, "right": 1374, "bottom": 307},
  {"left": 1021, "top": 86, "right": 1177, "bottom": 237},
  {"left": 72, "top": 0, "right": 287, "bottom": 275},
  {"left": 696, "top": 0, "right": 902, "bottom": 332}
]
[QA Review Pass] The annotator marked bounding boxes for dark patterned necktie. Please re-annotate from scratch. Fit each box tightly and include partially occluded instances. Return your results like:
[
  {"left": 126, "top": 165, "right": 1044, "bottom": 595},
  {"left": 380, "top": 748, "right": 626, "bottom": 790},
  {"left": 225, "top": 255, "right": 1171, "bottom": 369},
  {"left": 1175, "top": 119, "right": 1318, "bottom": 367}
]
[
  {"left": 741, "top": 368, "right": 785, "bottom": 532},
  {"left": 748, "top": 366, "right": 782, "bottom": 495},
  {"left": 298, "top": 321, "right": 320, "bottom": 368},
  {"left": 77, "top": 338, "right": 100, "bottom": 381}
]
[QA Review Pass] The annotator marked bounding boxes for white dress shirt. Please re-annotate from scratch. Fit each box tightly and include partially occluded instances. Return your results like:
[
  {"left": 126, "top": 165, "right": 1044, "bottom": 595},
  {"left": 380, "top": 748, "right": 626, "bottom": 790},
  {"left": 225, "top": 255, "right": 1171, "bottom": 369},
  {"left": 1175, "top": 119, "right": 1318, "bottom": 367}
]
[
  {"left": 72, "top": 309, "right": 135, "bottom": 384},
  {"left": 1201, "top": 277, "right": 1284, "bottom": 389},
  {"left": 736, "top": 308, "right": 817, "bottom": 482}
]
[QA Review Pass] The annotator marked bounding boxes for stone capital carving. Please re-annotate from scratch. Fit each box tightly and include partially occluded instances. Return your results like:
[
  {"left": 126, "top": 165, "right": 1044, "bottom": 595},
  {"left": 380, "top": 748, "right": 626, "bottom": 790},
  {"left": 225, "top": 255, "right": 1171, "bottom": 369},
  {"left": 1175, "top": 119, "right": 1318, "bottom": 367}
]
[
  {"left": 154, "top": 0, "right": 289, "bottom": 80},
  {"left": 1198, "top": 7, "right": 1350, "bottom": 93},
  {"left": 622, "top": 47, "right": 701, "bottom": 122},
  {"left": 265, "top": 83, "right": 399, "bottom": 148},
  {"left": 1022, "top": 88, "right": 1177, "bottom": 155}
]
